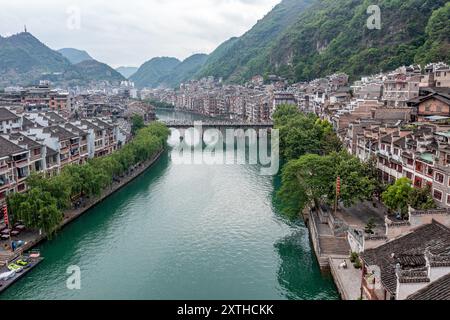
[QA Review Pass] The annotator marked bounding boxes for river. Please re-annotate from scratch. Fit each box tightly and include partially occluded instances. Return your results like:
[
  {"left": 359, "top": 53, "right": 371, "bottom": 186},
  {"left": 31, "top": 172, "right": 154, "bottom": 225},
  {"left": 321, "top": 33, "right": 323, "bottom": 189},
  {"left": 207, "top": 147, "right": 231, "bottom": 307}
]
[{"left": 1, "top": 110, "right": 338, "bottom": 300}]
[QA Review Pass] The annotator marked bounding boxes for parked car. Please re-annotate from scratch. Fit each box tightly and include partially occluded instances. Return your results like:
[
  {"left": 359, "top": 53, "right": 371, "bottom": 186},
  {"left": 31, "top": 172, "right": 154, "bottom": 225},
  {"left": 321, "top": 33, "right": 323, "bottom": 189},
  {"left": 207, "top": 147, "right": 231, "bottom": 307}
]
[
  {"left": 7, "top": 263, "right": 23, "bottom": 273},
  {"left": 0, "top": 270, "right": 16, "bottom": 281}
]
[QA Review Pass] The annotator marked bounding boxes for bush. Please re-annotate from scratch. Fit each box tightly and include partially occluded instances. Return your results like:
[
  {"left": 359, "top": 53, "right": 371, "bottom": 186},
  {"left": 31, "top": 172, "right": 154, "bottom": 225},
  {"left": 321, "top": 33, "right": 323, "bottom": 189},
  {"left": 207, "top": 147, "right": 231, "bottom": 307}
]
[
  {"left": 350, "top": 252, "right": 359, "bottom": 263},
  {"left": 353, "top": 259, "right": 362, "bottom": 269}
]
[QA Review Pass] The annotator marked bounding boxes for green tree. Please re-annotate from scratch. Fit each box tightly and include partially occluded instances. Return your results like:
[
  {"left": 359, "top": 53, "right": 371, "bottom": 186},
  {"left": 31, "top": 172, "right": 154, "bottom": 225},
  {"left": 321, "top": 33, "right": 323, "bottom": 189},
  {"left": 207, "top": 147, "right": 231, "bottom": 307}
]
[
  {"left": 7, "top": 122, "right": 170, "bottom": 239},
  {"left": 382, "top": 178, "right": 413, "bottom": 218},
  {"left": 278, "top": 151, "right": 377, "bottom": 219},
  {"left": 365, "top": 218, "right": 376, "bottom": 235},
  {"left": 409, "top": 185, "right": 437, "bottom": 210},
  {"left": 332, "top": 152, "right": 376, "bottom": 208},
  {"left": 415, "top": 2, "right": 450, "bottom": 65},
  {"left": 131, "top": 114, "right": 145, "bottom": 135},
  {"left": 273, "top": 104, "right": 299, "bottom": 127},
  {"left": 8, "top": 188, "right": 63, "bottom": 238}
]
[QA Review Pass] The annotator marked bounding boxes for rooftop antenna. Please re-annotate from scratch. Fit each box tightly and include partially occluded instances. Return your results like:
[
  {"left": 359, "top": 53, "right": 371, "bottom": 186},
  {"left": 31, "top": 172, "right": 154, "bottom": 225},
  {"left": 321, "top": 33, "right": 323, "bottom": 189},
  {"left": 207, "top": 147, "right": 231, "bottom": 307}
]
[{"left": 24, "top": 25, "right": 27, "bottom": 33}]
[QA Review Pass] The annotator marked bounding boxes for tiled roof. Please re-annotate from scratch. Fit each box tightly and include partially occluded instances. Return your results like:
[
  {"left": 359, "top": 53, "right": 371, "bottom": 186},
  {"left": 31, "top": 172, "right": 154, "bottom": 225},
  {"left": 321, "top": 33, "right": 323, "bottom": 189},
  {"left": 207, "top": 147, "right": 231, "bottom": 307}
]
[
  {"left": 361, "top": 221, "right": 450, "bottom": 295},
  {"left": 64, "top": 123, "right": 88, "bottom": 136},
  {"left": 43, "top": 125, "right": 77, "bottom": 141},
  {"left": 0, "top": 136, "right": 25, "bottom": 158},
  {"left": 45, "top": 112, "right": 66, "bottom": 123},
  {"left": 393, "top": 136, "right": 406, "bottom": 148},
  {"left": 407, "top": 273, "right": 450, "bottom": 300},
  {"left": 381, "top": 134, "right": 392, "bottom": 143},
  {"left": 9, "top": 133, "right": 40, "bottom": 148},
  {"left": 81, "top": 120, "right": 102, "bottom": 131},
  {"left": 0, "top": 108, "right": 19, "bottom": 121},
  {"left": 46, "top": 147, "right": 58, "bottom": 157},
  {"left": 22, "top": 117, "right": 37, "bottom": 129}
]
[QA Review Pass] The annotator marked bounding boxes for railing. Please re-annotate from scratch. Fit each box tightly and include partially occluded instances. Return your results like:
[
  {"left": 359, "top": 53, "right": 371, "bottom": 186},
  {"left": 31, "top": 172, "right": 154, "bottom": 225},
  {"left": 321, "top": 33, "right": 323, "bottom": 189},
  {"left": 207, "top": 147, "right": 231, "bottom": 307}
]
[
  {"left": 161, "top": 120, "right": 274, "bottom": 127},
  {"left": 0, "top": 165, "right": 10, "bottom": 174}
]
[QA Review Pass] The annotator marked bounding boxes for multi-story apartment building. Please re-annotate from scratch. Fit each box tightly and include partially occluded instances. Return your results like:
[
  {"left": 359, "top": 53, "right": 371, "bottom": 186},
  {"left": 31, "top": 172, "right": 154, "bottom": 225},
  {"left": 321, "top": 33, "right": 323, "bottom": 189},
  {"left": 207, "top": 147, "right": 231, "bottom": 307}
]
[
  {"left": 27, "top": 125, "right": 79, "bottom": 169},
  {"left": 408, "top": 87, "right": 450, "bottom": 122},
  {"left": 0, "top": 108, "right": 22, "bottom": 134},
  {"left": 382, "top": 70, "right": 421, "bottom": 108},
  {"left": 0, "top": 136, "right": 30, "bottom": 199}
]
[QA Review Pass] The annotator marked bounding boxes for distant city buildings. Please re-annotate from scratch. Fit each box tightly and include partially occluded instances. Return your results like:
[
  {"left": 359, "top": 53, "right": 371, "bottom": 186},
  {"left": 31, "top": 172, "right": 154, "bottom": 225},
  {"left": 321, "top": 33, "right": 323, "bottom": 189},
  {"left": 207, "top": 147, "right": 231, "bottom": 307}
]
[{"left": 0, "top": 81, "right": 155, "bottom": 207}]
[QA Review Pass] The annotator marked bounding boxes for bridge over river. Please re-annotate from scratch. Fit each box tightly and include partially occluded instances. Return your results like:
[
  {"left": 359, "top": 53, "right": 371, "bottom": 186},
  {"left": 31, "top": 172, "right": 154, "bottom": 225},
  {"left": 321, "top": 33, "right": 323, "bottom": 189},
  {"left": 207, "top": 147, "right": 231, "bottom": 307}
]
[
  {"left": 0, "top": 109, "right": 338, "bottom": 300},
  {"left": 160, "top": 120, "right": 274, "bottom": 130}
]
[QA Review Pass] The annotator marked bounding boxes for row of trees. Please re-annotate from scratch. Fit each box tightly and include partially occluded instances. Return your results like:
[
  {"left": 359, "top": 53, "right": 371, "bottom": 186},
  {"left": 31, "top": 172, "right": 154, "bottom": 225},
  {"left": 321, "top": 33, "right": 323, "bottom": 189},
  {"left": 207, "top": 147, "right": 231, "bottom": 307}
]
[
  {"left": 278, "top": 151, "right": 378, "bottom": 219},
  {"left": 274, "top": 105, "right": 379, "bottom": 219},
  {"left": 7, "top": 122, "right": 170, "bottom": 238},
  {"left": 275, "top": 105, "right": 437, "bottom": 220}
]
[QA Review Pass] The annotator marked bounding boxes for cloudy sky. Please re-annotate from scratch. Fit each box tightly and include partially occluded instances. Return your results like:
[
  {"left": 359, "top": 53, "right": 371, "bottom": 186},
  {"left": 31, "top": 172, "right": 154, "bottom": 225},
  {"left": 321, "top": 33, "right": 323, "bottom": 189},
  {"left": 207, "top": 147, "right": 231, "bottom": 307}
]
[{"left": 0, "top": 0, "right": 280, "bottom": 68}]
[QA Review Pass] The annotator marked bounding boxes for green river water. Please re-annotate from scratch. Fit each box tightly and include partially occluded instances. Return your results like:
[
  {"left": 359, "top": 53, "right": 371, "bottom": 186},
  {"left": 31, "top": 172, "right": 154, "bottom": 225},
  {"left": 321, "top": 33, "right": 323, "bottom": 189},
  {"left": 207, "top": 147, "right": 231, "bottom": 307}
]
[{"left": 1, "top": 110, "right": 338, "bottom": 300}]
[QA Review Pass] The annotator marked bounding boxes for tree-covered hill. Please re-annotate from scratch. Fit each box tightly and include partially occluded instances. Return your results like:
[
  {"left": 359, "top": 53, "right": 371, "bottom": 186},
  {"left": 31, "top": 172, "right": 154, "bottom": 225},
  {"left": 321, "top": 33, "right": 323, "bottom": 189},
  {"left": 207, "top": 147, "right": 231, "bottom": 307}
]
[
  {"left": 130, "top": 57, "right": 180, "bottom": 88},
  {"left": 159, "top": 54, "right": 209, "bottom": 88},
  {"left": 116, "top": 66, "right": 139, "bottom": 79},
  {"left": 0, "top": 32, "right": 126, "bottom": 87},
  {"left": 196, "top": 0, "right": 315, "bottom": 82},
  {"left": 197, "top": 0, "right": 450, "bottom": 83},
  {"left": 75, "top": 60, "right": 125, "bottom": 83},
  {"left": 0, "top": 32, "right": 79, "bottom": 86},
  {"left": 58, "top": 48, "right": 94, "bottom": 64}
]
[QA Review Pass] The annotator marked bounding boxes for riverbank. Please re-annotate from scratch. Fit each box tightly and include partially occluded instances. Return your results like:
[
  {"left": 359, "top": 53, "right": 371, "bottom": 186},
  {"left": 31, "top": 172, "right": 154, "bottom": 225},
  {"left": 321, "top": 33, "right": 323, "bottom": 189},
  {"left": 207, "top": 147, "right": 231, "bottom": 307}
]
[
  {"left": 0, "top": 148, "right": 165, "bottom": 265},
  {"left": 303, "top": 206, "right": 360, "bottom": 300}
]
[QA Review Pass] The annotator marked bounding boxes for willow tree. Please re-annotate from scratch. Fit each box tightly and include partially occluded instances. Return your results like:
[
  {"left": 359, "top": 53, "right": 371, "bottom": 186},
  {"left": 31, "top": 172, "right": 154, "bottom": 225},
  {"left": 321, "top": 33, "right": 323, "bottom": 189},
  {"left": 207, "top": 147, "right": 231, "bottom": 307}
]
[{"left": 8, "top": 188, "right": 63, "bottom": 238}]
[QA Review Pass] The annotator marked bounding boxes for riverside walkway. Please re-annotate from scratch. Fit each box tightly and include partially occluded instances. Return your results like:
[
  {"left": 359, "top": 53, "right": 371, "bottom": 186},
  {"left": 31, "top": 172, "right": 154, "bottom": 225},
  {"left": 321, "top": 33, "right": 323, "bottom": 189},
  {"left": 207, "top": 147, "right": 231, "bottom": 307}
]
[{"left": 0, "top": 149, "right": 165, "bottom": 265}]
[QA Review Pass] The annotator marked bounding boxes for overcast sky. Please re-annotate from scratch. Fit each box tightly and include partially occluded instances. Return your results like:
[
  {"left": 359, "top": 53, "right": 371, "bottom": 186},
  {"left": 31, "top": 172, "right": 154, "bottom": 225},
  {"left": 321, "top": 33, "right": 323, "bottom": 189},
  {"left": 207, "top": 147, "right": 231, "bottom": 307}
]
[{"left": 0, "top": 0, "right": 280, "bottom": 68}]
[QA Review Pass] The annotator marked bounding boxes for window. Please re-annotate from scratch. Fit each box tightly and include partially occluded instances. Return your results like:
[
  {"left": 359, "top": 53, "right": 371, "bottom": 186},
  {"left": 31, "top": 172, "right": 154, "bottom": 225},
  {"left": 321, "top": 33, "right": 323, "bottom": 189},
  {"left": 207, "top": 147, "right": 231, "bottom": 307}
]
[
  {"left": 435, "top": 172, "right": 444, "bottom": 184},
  {"left": 427, "top": 167, "right": 434, "bottom": 177},
  {"left": 447, "top": 194, "right": 450, "bottom": 206},
  {"left": 408, "top": 159, "right": 414, "bottom": 166},
  {"left": 433, "top": 189, "right": 443, "bottom": 201},
  {"left": 406, "top": 172, "right": 413, "bottom": 179},
  {"left": 414, "top": 177, "right": 423, "bottom": 188},
  {"left": 416, "top": 162, "right": 424, "bottom": 173}
]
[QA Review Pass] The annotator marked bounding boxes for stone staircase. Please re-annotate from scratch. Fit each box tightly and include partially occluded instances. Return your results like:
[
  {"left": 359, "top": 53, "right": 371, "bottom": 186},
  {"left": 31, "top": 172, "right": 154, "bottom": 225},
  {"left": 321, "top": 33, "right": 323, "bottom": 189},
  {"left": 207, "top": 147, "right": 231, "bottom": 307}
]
[{"left": 319, "top": 236, "right": 351, "bottom": 256}]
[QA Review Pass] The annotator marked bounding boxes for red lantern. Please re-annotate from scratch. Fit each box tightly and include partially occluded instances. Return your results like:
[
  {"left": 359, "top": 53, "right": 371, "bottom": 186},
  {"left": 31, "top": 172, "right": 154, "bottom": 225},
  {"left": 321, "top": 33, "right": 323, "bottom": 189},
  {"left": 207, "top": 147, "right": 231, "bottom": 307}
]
[{"left": 3, "top": 205, "right": 9, "bottom": 228}]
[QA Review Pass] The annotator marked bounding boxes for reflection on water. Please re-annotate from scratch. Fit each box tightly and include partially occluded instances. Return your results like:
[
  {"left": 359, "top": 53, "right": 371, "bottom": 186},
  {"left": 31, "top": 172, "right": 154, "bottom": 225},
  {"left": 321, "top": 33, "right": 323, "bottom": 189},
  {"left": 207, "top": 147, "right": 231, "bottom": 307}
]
[{"left": 0, "top": 110, "right": 338, "bottom": 300}]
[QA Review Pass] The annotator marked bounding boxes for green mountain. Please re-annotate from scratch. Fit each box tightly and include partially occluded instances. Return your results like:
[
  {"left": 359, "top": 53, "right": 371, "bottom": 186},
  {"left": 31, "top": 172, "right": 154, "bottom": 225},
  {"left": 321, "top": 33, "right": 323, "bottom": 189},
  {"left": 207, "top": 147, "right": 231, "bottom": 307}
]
[
  {"left": 198, "top": 0, "right": 450, "bottom": 83},
  {"left": 0, "top": 32, "right": 124, "bottom": 87},
  {"left": 0, "top": 32, "right": 79, "bottom": 86},
  {"left": 75, "top": 60, "right": 125, "bottom": 83},
  {"left": 160, "top": 54, "right": 208, "bottom": 88},
  {"left": 58, "top": 48, "right": 94, "bottom": 64},
  {"left": 130, "top": 57, "right": 180, "bottom": 88},
  {"left": 116, "top": 66, "right": 138, "bottom": 79},
  {"left": 196, "top": 0, "right": 315, "bottom": 82}
]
